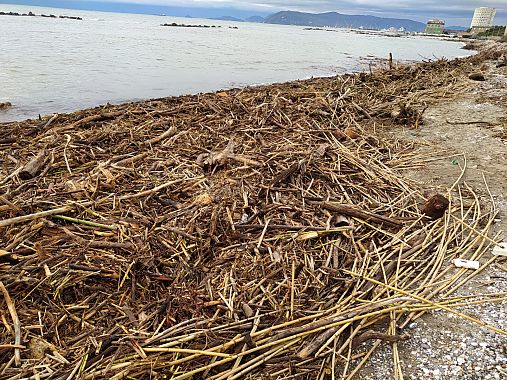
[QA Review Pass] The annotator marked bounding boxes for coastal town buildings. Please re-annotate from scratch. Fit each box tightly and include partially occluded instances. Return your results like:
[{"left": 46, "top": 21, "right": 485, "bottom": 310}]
[
  {"left": 424, "top": 19, "right": 445, "bottom": 34},
  {"left": 470, "top": 7, "right": 496, "bottom": 32}
]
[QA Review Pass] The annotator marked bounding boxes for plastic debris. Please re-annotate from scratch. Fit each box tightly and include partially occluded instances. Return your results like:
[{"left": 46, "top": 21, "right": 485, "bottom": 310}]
[
  {"left": 451, "top": 258, "right": 480, "bottom": 270},
  {"left": 0, "top": 102, "right": 12, "bottom": 110},
  {"left": 492, "top": 242, "right": 507, "bottom": 257}
]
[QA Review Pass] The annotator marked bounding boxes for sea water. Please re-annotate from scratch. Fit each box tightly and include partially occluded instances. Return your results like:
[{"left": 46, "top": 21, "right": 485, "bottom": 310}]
[{"left": 0, "top": 5, "right": 474, "bottom": 122}]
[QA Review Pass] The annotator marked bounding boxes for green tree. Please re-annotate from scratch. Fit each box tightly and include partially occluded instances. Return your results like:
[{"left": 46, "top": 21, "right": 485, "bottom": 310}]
[{"left": 477, "top": 26, "right": 506, "bottom": 37}]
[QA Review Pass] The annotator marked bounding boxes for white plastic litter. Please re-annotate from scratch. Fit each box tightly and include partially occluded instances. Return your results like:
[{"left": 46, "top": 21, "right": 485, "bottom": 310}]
[
  {"left": 240, "top": 213, "right": 249, "bottom": 224},
  {"left": 451, "top": 258, "right": 480, "bottom": 270},
  {"left": 492, "top": 242, "right": 507, "bottom": 257}
]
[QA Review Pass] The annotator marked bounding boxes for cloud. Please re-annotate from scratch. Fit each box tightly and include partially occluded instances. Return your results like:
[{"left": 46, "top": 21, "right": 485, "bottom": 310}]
[
  {"left": 13, "top": 0, "right": 507, "bottom": 24},
  {"left": 83, "top": 0, "right": 506, "bottom": 24}
]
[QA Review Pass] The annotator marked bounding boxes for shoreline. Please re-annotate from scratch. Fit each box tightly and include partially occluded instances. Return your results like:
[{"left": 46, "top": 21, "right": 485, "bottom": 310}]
[
  {"left": 0, "top": 11, "right": 478, "bottom": 123},
  {"left": 0, "top": 40, "right": 482, "bottom": 125},
  {"left": 0, "top": 40, "right": 506, "bottom": 379}
]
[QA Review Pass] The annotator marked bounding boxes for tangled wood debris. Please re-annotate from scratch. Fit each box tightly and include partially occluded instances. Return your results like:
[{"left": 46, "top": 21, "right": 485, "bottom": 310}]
[{"left": 1, "top": 47, "right": 506, "bottom": 379}]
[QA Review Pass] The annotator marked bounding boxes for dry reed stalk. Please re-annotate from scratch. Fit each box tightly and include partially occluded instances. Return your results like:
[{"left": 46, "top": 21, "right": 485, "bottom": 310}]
[
  {"left": 0, "top": 282, "right": 21, "bottom": 366},
  {"left": 0, "top": 46, "right": 505, "bottom": 379}
]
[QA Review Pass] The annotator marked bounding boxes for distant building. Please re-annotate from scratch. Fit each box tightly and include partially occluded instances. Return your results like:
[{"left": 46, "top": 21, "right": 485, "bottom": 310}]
[
  {"left": 425, "top": 19, "right": 445, "bottom": 34},
  {"left": 470, "top": 7, "right": 496, "bottom": 32}
]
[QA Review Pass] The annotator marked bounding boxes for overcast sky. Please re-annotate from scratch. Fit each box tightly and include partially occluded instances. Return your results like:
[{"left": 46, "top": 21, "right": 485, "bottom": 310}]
[
  {"left": 89, "top": 0, "right": 507, "bottom": 25},
  {"left": 8, "top": 0, "right": 507, "bottom": 25}
]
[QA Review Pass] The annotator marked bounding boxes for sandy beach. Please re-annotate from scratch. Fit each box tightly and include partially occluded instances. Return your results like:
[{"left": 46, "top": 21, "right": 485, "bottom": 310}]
[{"left": 0, "top": 41, "right": 506, "bottom": 379}]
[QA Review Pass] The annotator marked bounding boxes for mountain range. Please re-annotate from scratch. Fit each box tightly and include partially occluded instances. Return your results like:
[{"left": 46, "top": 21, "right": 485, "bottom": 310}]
[
  {"left": 212, "top": 15, "right": 265, "bottom": 23},
  {"left": 1, "top": 1, "right": 468, "bottom": 31},
  {"left": 264, "top": 11, "right": 427, "bottom": 32}
]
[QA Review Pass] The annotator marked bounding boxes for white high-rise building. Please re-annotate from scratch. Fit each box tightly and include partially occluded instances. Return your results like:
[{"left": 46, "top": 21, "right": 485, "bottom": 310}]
[{"left": 470, "top": 7, "right": 496, "bottom": 30}]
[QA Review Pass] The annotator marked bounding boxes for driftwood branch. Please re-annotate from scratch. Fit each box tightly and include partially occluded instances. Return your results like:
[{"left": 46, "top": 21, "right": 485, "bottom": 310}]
[
  {"left": 353, "top": 330, "right": 410, "bottom": 348},
  {"left": 0, "top": 206, "right": 72, "bottom": 228},
  {"left": 235, "top": 224, "right": 348, "bottom": 232},
  {"left": 112, "top": 152, "right": 150, "bottom": 168},
  {"left": 319, "top": 202, "right": 403, "bottom": 227},
  {"left": 63, "top": 228, "right": 134, "bottom": 250},
  {"left": 143, "top": 125, "right": 177, "bottom": 146},
  {"left": 68, "top": 111, "right": 123, "bottom": 129}
]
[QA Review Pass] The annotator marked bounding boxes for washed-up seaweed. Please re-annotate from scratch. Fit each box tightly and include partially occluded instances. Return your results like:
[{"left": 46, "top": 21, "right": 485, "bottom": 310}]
[{"left": 0, "top": 46, "right": 506, "bottom": 379}]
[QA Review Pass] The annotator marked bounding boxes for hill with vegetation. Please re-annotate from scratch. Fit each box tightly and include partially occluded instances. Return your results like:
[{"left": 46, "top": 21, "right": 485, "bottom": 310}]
[
  {"left": 264, "top": 11, "right": 426, "bottom": 31},
  {"left": 477, "top": 26, "right": 506, "bottom": 37}
]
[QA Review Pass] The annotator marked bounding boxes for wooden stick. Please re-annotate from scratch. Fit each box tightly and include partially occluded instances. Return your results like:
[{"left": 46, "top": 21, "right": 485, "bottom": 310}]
[
  {"left": 0, "top": 344, "right": 25, "bottom": 350},
  {"left": 235, "top": 224, "right": 351, "bottom": 232},
  {"left": 0, "top": 194, "right": 25, "bottom": 215},
  {"left": 143, "top": 126, "right": 177, "bottom": 146},
  {"left": 67, "top": 111, "right": 122, "bottom": 130},
  {"left": 142, "top": 347, "right": 232, "bottom": 357},
  {"left": 52, "top": 215, "right": 117, "bottom": 230},
  {"left": 0, "top": 206, "right": 72, "bottom": 228},
  {"left": 352, "top": 330, "right": 409, "bottom": 347},
  {"left": 19, "top": 150, "right": 46, "bottom": 180},
  {"left": 270, "top": 162, "right": 300, "bottom": 186},
  {"left": 119, "top": 177, "right": 202, "bottom": 200},
  {"left": 0, "top": 281, "right": 21, "bottom": 366},
  {"left": 319, "top": 202, "right": 403, "bottom": 228},
  {"left": 112, "top": 152, "right": 150, "bottom": 168}
]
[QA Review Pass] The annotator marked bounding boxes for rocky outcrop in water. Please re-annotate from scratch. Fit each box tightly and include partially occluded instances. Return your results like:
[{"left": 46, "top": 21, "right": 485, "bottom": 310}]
[
  {"left": 0, "top": 102, "right": 12, "bottom": 111},
  {"left": 161, "top": 23, "right": 238, "bottom": 29},
  {"left": 0, "top": 11, "right": 82, "bottom": 20},
  {"left": 161, "top": 23, "right": 220, "bottom": 28}
]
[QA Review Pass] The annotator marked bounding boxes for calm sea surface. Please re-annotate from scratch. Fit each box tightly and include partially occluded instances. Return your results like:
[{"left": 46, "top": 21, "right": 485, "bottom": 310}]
[{"left": 0, "top": 5, "right": 474, "bottom": 122}]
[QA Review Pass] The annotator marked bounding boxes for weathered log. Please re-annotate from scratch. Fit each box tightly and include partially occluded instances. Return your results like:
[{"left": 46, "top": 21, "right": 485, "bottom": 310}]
[{"left": 19, "top": 151, "right": 46, "bottom": 180}]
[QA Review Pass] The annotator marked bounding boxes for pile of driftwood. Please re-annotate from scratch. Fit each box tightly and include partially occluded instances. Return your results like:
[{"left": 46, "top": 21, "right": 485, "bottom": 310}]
[{"left": 0, "top": 47, "right": 506, "bottom": 379}]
